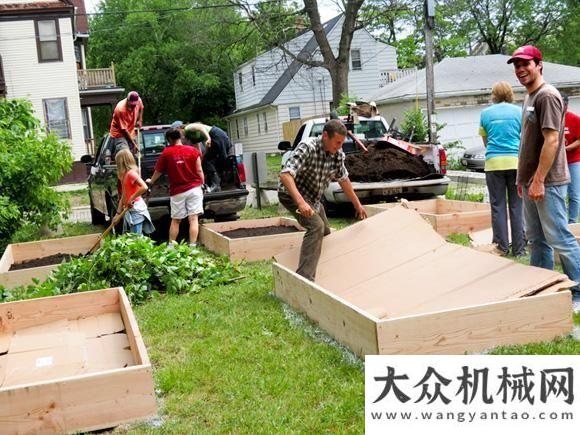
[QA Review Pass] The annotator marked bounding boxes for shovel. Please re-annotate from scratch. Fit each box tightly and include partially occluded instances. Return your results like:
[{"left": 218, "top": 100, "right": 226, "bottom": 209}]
[{"left": 88, "top": 207, "right": 129, "bottom": 254}]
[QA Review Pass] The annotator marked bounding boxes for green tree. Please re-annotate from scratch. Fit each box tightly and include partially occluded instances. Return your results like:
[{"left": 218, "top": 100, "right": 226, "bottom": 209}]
[
  {"left": 400, "top": 106, "right": 428, "bottom": 142},
  {"left": 0, "top": 99, "right": 72, "bottom": 249},
  {"left": 88, "top": 0, "right": 262, "bottom": 133}
]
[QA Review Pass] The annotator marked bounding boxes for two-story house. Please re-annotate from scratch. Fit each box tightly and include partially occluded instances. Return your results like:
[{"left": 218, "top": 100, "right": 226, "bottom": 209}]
[
  {"left": 0, "top": 0, "right": 124, "bottom": 182},
  {"left": 225, "top": 14, "right": 401, "bottom": 154}
]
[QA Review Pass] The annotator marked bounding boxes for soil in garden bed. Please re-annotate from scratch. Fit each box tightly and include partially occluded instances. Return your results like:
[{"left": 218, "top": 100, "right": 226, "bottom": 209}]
[
  {"left": 9, "top": 253, "right": 81, "bottom": 271},
  {"left": 345, "top": 143, "right": 431, "bottom": 182},
  {"left": 221, "top": 225, "right": 301, "bottom": 239}
]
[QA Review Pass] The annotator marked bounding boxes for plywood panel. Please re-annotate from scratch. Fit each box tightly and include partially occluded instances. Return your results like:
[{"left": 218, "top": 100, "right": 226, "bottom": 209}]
[
  {"left": 376, "top": 291, "right": 572, "bottom": 354},
  {"left": 273, "top": 263, "right": 378, "bottom": 356},
  {"left": 276, "top": 206, "right": 446, "bottom": 274}
]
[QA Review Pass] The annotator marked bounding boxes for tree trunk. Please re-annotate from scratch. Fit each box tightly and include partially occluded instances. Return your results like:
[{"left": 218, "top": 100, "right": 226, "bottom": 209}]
[{"left": 329, "top": 63, "right": 349, "bottom": 109}]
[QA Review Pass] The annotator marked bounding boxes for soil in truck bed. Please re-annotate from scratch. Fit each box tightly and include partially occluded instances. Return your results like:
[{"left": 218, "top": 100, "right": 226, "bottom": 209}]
[{"left": 345, "top": 143, "right": 431, "bottom": 182}]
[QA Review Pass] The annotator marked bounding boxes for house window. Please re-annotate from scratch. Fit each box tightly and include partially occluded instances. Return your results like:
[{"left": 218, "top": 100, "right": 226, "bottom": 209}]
[
  {"left": 238, "top": 72, "right": 243, "bottom": 92},
  {"left": 43, "top": 98, "right": 70, "bottom": 139},
  {"left": 351, "top": 49, "right": 362, "bottom": 71},
  {"left": 289, "top": 106, "right": 301, "bottom": 120},
  {"left": 257, "top": 113, "right": 261, "bottom": 134},
  {"left": 81, "top": 107, "right": 91, "bottom": 140},
  {"left": 243, "top": 117, "right": 248, "bottom": 136},
  {"left": 235, "top": 119, "right": 240, "bottom": 139},
  {"left": 262, "top": 113, "right": 268, "bottom": 133},
  {"left": 35, "top": 19, "right": 62, "bottom": 62},
  {"left": 252, "top": 66, "right": 256, "bottom": 87}
]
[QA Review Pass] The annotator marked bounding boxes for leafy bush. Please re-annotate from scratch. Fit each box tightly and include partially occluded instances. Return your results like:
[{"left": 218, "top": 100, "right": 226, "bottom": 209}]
[
  {"left": 1, "top": 234, "right": 240, "bottom": 305},
  {"left": 336, "top": 94, "right": 359, "bottom": 116},
  {"left": 0, "top": 99, "right": 73, "bottom": 250},
  {"left": 400, "top": 106, "right": 428, "bottom": 142}
]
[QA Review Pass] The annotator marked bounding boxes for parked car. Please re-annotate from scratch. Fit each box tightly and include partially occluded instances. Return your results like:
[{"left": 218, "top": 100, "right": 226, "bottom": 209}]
[
  {"left": 278, "top": 116, "right": 450, "bottom": 209},
  {"left": 82, "top": 125, "right": 248, "bottom": 225},
  {"left": 461, "top": 145, "right": 486, "bottom": 171}
]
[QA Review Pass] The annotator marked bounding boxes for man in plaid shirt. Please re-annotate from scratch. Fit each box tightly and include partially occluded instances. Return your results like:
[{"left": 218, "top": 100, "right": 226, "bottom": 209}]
[{"left": 278, "top": 119, "right": 367, "bottom": 281}]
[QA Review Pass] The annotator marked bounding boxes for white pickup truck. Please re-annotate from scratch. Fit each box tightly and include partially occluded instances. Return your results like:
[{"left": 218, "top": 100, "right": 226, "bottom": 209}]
[{"left": 278, "top": 116, "right": 450, "bottom": 209}]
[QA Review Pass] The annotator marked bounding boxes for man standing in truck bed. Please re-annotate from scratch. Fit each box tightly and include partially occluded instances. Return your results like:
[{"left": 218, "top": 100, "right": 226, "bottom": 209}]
[
  {"left": 109, "top": 91, "right": 144, "bottom": 154},
  {"left": 278, "top": 119, "right": 367, "bottom": 282}
]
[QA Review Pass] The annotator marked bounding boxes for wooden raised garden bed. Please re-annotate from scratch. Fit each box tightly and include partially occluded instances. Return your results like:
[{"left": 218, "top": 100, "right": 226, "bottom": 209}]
[
  {"left": 0, "top": 287, "right": 157, "bottom": 433},
  {"left": 0, "top": 234, "right": 101, "bottom": 289},
  {"left": 365, "top": 198, "right": 491, "bottom": 236},
  {"left": 199, "top": 217, "right": 305, "bottom": 261},
  {"left": 273, "top": 206, "right": 574, "bottom": 356}
]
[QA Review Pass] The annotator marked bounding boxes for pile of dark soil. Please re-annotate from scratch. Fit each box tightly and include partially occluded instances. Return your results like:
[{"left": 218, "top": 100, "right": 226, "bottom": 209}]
[
  {"left": 9, "top": 253, "right": 79, "bottom": 271},
  {"left": 345, "top": 144, "right": 431, "bottom": 182},
  {"left": 221, "top": 226, "right": 301, "bottom": 239}
]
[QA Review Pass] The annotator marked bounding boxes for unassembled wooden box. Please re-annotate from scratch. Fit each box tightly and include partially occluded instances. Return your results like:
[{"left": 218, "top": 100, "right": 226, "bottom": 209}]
[
  {"left": 273, "top": 206, "right": 574, "bottom": 356},
  {"left": 0, "top": 287, "right": 157, "bottom": 433},
  {"left": 0, "top": 234, "right": 101, "bottom": 289},
  {"left": 365, "top": 198, "right": 491, "bottom": 236},
  {"left": 199, "top": 217, "right": 304, "bottom": 261}
]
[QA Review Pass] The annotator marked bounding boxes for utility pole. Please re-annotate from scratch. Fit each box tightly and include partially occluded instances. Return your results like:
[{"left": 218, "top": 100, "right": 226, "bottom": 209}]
[{"left": 424, "top": 0, "right": 436, "bottom": 143}]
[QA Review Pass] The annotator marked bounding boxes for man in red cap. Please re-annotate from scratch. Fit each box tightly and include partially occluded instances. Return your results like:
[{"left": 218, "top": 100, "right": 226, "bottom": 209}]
[
  {"left": 508, "top": 45, "right": 580, "bottom": 299},
  {"left": 109, "top": 91, "right": 144, "bottom": 154}
]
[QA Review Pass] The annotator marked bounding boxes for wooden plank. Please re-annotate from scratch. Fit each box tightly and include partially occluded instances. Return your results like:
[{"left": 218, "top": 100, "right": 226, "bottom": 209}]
[
  {"left": 0, "top": 288, "right": 120, "bottom": 334},
  {"left": 10, "top": 234, "right": 101, "bottom": 264},
  {"left": 376, "top": 291, "right": 572, "bottom": 355},
  {"left": 0, "top": 245, "right": 13, "bottom": 274},
  {"left": 230, "top": 231, "right": 305, "bottom": 261},
  {"left": 436, "top": 198, "right": 489, "bottom": 213},
  {"left": 200, "top": 218, "right": 305, "bottom": 261},
  {"left": 202, "top": 217, "right": 282, "bottom": 233},
  {"left": 0, "top": 264, "right": 58, "bottom": 289},
  {"left": 570, "top": 223, "right": 580, "bottom": 242},
  {"left": 0, "top": 366, "right": 156, "bottom": 434},
  {"left": 198, "top": 226, "right": 231, "bottom": 256},
  {"left": 432, "top": 210, "right": 491, "bottom": 236},
  {"left": 0, "top": 234, "right": 102, "bottom": 289},
  {"left": 273, "top": 262, "right": 379, "bottom": 356},
  {"left": 117, "top": 287, "right": 149, "bottom": 366}
]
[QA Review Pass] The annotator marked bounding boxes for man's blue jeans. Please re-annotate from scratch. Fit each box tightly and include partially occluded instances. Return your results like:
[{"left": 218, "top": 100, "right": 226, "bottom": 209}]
[
  {"left": 567, "top": 162, "right": 580, "bottom": 223},
  {"left": 523, "top": 185, "right": 580, "bottom": 291}
]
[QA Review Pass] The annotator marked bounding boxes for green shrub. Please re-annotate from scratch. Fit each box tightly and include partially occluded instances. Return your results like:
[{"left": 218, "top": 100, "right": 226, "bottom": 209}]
[
  {"left": 400, "top": 106, "right": 428, "bottom": 142},
  {"left": 0, "top": 234, "right": 240, "bottom": 305},
  {"left": 0, "top": 99, "right": 73, "bottom": 250}
]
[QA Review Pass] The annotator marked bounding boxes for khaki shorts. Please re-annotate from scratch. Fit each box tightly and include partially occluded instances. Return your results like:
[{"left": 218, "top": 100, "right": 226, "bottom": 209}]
[{"left": 170, "top": 186, "right": 203, "bottom": 219}]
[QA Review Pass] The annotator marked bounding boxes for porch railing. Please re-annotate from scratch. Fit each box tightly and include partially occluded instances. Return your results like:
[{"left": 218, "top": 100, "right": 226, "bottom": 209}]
[
  {"left": 78, "top": 64, "right": 117, "bottom": 90},
  {"left": 379, "top": 68, "right": 417, "bottom": 88}
]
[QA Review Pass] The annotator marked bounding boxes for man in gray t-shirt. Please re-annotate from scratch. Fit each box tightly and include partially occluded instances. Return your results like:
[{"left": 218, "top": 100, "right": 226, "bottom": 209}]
[{"left": 508, "top": 45, "right": 579, "bottom": 298}]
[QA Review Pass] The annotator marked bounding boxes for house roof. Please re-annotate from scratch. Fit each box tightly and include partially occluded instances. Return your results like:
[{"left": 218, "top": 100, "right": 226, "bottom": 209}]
[
  {"left": 71, "top": 0, "right": 88, "bottom": 34},
  {"left": 369, "top": 54, "right": 580, "bottom": 104},
  {"left": 0, "top": 0, "right": 73, "bottom": 17},
  {"left": 256, "top": 14, "right": 342, "bottom": 108}
]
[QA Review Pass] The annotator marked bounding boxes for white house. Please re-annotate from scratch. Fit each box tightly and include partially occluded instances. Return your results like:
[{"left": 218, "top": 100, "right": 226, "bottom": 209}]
[
  {"left": 368, "top": 55, "right": 580, "bottom": 154},
  {"left": 225, "top": 14, "right": 402, "bottom": 153},
  {"left": 0, "top": 0, "right": 123, "bottom": 181}
]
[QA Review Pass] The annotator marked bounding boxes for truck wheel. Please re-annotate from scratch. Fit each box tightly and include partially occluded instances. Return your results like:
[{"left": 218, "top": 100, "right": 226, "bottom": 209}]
[
  {"left": 90, "top": 197, "right": 106, "bottom": 226},
  {"left": 214, "top": 213, "right": 240, "bottom": 222}
]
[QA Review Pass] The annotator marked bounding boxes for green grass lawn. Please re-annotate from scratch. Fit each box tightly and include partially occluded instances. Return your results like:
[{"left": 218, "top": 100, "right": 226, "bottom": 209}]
[
  {"left": 4, "top": 204, "right": 578, "bottom": 432},
  {"left": 58, "top": 188, "right": 91, "bottom": 207}
]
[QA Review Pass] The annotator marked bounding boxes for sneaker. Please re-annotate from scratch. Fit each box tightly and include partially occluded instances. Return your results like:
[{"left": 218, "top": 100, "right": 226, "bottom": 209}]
[{"left": 189, "top": 243, "right": 197, "bottom": 248}]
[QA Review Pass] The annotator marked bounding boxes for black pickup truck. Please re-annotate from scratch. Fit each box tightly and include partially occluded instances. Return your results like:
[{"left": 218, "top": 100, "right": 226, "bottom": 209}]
[{"left": 81, "top": 125, "right": 248, "bottom": 225}]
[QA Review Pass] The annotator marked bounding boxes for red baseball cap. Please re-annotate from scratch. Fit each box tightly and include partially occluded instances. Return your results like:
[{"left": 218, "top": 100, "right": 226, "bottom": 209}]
[
  {"left": 507, "top": 45, "right": 543, "bottom": 64},
  {"left": 127, "top": 91, "right": 140, "bottom": 105}
]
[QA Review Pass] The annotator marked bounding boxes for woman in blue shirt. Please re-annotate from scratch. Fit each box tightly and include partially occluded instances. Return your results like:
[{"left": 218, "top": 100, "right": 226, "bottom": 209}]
[{"left": 479, "top": 81, "right": 525, "bottom": 256}]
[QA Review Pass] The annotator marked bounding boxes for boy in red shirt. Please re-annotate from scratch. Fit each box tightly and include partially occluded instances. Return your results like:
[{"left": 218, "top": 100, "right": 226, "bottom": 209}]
[{"left": 147, "top": 128, "right": 204, "bottom": 246}]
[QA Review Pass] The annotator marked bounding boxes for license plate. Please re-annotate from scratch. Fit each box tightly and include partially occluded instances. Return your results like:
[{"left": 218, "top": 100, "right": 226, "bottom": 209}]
[{"left": 380, "top": 187, "right": 402, "bottom": 196}]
